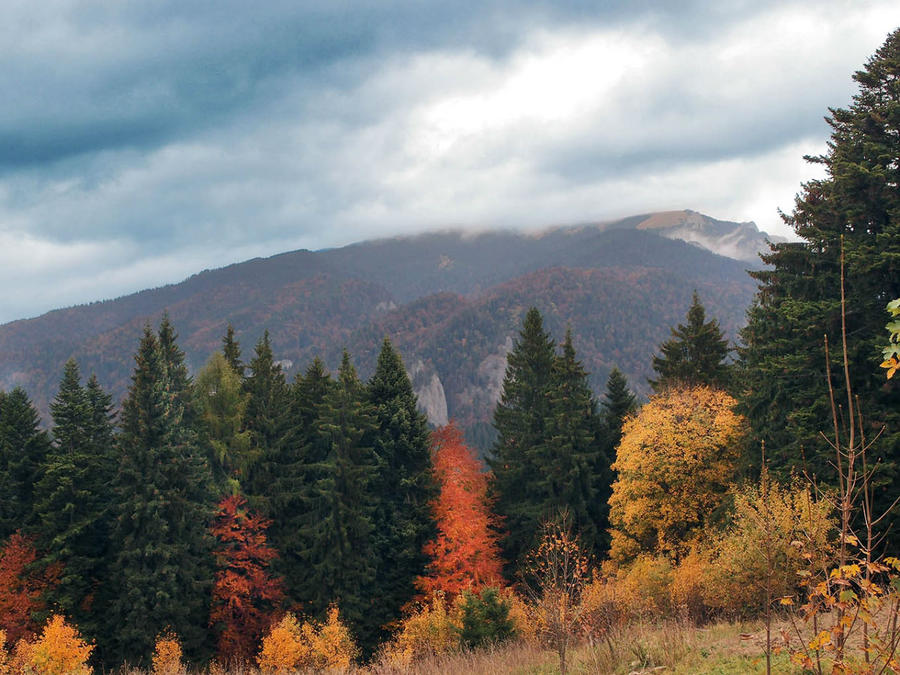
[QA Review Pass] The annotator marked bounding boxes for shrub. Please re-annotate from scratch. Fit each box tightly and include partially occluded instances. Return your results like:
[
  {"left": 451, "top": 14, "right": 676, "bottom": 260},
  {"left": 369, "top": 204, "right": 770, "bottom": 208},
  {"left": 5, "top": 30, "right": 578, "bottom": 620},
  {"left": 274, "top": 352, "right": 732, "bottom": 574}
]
[
  {"left": 151, "top": 631, "right": 185, "bottom": 675},
  {"left": 456, "top": 587, "right": 517, "bottom": 650},
  {"left": 382, "top": 593, "right": 458, "bottom": 666},
  {"left": 0, "top": 630, "right": 10, "bottom": 675},
  {"left": 703, "top": 478, "right": 834, "bottom": 617},
  {"left": 610, "top": 555, "right": 673, "bottom": 620},
  {"left": 669, "top": 549, "right": 710, "bottom": 622},
  {"left": 306, "top": 606, "right": 357, "bottom": 671},
  {"left": 21, "top": 615, "right": 93, "bottom": 675},
  {"left": 257, "top": 614, "right": 311, "bottom": 673},
  {"left": 257, "top": 607, "right": 357, "bottom": 673}
]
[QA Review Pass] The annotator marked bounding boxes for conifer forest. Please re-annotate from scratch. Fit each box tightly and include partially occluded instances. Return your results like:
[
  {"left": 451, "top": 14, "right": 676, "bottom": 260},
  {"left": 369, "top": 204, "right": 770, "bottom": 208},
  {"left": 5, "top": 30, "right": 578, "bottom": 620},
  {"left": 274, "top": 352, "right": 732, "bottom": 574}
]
[{"left": 0, "top": 22, "right": 899, "bottom": 675}]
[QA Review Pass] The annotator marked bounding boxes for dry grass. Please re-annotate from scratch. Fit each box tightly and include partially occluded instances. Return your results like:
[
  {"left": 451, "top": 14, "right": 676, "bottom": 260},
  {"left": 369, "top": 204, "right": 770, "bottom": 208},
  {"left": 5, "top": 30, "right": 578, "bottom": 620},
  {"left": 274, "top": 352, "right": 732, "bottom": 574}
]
[{"left": 110, "top": 618, "right": 805, "bottom": 674}]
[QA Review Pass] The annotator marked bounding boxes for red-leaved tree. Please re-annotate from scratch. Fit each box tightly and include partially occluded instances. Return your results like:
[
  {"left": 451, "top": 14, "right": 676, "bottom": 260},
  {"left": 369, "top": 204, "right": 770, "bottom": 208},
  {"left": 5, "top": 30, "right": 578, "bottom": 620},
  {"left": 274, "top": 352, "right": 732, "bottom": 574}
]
[
  {"left": 209, "top": 495, "right": 284, "bottom": 664},
  {"left": 0, "top": 532, "right": 60, "bottom": 643},
  {"left": 417, "top": 423, "right": 504, "bottom": 598}
]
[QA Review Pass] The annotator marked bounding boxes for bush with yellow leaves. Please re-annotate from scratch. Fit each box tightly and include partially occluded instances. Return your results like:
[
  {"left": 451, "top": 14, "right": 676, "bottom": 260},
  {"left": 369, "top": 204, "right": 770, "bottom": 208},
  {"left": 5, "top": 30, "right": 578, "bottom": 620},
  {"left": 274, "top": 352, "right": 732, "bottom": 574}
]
[
  {"left": 669, "top": 548, "right": 710, "bottom": 622},
  {"left": 151, "top": 631, "right": 185, "bottom": 675},
  {"left": 257, "top": 606, "right": 357, "bottom": 673},
  {"left": 18, "top": 615, "right": 93, "bottom": 675},
  {"left": 0, "top": 630, "right": 10, "bottom": 675},
  {"left": 608, "top": 555, "right": 673, "bottom": 620},
  {"left": 381, "top": 592, "right": 458, "bottom": 666},
  {"left": 703, "top": 477, "right": 833, "bottom": 617}
]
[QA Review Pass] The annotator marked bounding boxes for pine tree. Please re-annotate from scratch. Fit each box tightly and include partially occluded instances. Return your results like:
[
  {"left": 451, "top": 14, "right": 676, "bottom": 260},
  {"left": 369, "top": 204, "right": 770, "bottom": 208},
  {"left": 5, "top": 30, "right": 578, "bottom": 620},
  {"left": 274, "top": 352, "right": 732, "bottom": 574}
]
[
  {"left": 489, "top": 307, "right": 556, "bottom": 576},
  {"left": 649, "top": 292, "right": 731, "bottom": 392},
  {"left": 267, "top": 358, "right": 332, "bottom": 606},
  {"left": 366, "top": 338, "right": 437, "bottom": 644},
  {"left": 106, "top": 324, "right": 215, "bottom": 666},
  {"left": 295, "top": 351, "right": 378, "bottom": 652},
  {"left": 243, "top": 331, "right": 288, "bottom": 514},
  {"left": 33, "top": 360, "right": 115, "bottom": 644},
  {"left": 0, "top": 388, "right": 50, "bottom": 539},
  {"left": 596, "top": 367, "right": 638, "bottom": 548},
  {"left": 600, "top": 368, "right": 638, "bottom": 450},
  {"left": 194, "top": 352, "right": 252, "bottom": 495},
  {"left": 538, "top": 329, "right": 604, "bottom": 556},
  {"left": 222, "top": 323, "right": 244, "bottom": 378},
  {"left": 738, "top": 29, "right": 900, "bottom": 508}
]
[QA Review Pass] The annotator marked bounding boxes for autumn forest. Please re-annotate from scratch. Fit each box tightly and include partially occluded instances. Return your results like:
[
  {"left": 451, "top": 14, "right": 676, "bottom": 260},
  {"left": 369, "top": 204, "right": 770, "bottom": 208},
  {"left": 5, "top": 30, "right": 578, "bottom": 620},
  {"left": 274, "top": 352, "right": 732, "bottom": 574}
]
[{"left": 1, "top": 25, "right": 900, "bottom": 675}]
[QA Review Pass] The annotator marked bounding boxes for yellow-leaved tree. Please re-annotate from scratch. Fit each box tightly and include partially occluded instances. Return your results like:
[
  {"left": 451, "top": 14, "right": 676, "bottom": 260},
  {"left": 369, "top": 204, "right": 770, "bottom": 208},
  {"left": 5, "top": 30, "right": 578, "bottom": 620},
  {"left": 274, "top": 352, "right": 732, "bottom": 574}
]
[{"left": 607, "top": 385, "right": 746, "bottom": 565}]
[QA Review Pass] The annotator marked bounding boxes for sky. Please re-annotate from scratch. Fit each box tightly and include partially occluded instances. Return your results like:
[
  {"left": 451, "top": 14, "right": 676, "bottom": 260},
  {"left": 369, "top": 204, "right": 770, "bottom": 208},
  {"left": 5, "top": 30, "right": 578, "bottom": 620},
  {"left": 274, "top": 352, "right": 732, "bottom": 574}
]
[{"left": 2, "top": 1, "right": 898, "bottom": 324}]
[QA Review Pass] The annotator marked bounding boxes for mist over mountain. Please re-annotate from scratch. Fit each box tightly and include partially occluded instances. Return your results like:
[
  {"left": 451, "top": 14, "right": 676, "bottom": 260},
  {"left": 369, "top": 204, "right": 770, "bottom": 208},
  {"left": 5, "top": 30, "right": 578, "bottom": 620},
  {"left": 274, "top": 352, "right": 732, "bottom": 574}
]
[{"left": 0, "top": 211, "right": 767, "bottom": 450}]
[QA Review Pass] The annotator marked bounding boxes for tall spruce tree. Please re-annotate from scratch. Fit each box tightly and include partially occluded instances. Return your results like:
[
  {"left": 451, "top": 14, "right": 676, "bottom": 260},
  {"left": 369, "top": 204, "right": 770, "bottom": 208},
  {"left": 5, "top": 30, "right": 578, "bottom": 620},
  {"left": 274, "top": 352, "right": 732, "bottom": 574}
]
[
  {"left": 489, "top": 308, "right": 556, "bottom": 575},
  {"left": 649, "top": 292, "right": 731, "bottom": 392},
  {"left": 243, "top": 331, "right": 288, "bottom": 513},
  {"left": 222, "top": 323, "right": 244, "bottom": 378},
  {"left": 296, "top": 351, "right": 378, "bottom": 652},
  {"left": 33, "top": 360, "right": 115, "bottom": 644},
  {"left": 739, "top": 29, "right": 900, "bottom": 510},
  {"left": 600, "top": 368, "right": 638, "bottom": 451},
  {"left": 0, "top": 387, "right": 50, "bottom": 539},
  {"left": 597, "top": 367, "right": 638, "bottom": 550},
  {"left": 538, "top": 329, "right": 604, "bottom": 555},
  {"left": 106, "top": 324, "right": 214, "bottom": 666},
  {"left": 366, "top": 338, "right": 437, "bottom": 644}
]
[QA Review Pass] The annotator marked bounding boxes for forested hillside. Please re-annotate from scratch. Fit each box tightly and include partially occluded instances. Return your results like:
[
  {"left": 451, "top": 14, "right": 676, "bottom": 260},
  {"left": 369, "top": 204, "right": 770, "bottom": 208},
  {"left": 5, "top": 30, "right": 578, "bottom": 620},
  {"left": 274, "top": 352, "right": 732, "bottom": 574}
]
[{"left": 0, "top": 220, "right": 759, "bottom": 447}]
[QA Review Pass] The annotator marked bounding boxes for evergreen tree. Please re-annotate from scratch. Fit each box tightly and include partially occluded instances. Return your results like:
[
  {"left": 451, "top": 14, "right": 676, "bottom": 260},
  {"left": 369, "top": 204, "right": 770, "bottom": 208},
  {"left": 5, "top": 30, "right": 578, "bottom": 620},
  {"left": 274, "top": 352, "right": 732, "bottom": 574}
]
[
  {"left": 488, "top": 308, "right": 556, "bottom": 576},
  {"left": 243, "top": 331, "right": 288, "bottom": 514},
  {"left": 33, "top": 360, "right": 115, "bottom": 644},
  {"left": 295, "top": 351, "right": 378, "bottom": 652},
  {"left": 538, "top": 329, "right": 604, "bottom": 555},
  {"left": 106, "top": 324, "right": 215, "bottom": 666},
  {"left": 222, "top": 323, "right": 244, "bottom": 378},
  {"left": 600, "top": 368, "right": 638, "bottom": 451},
  {"left": 0, "top": 387, "right": 50, "bottom": 539},
  {"left": 193, "top": 352, "right": 252, "bottom": 495},
  {"left": 739, "top": 29, "right": 900, "bottom": 510},
  {"left": 366, "top": 338, "right": 437, "bottom": 644},
  {"left": 267, "top": 358, "right": 332, "bottom": 606},
  {"left": 649, "top": 292, "right": 731, "bottom": 392}
]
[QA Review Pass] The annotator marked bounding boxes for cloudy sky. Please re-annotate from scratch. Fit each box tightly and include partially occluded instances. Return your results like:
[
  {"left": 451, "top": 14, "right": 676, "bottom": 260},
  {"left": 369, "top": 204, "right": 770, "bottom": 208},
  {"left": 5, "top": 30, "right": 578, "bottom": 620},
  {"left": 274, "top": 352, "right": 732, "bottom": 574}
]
[{"left": 2, "top": 1, "right": 898, "bottom": 324}]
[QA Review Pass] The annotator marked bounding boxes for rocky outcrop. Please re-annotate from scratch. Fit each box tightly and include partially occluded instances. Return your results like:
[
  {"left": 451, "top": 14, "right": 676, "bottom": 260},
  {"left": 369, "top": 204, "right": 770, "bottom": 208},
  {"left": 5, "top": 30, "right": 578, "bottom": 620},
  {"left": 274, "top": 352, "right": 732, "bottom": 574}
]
[{"left": 407, "top": 359, "right": 449, "bottom": 427}]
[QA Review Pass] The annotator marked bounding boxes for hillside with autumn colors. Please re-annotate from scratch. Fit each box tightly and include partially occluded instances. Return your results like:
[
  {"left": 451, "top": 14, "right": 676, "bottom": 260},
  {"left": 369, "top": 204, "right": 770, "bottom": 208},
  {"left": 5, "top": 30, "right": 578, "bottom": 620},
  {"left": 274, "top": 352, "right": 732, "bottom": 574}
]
[{"left": 0, "top": 216, "right": 759, "bottom": 446}]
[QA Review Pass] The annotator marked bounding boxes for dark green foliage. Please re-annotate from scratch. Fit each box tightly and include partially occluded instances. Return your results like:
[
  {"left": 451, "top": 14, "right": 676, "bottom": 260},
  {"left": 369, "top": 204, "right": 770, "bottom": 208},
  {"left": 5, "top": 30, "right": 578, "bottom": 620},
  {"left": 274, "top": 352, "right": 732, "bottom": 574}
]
[
  {"left": 193, "top": 352, "right": 252, "bottom": 495},
  {"left": 243, "top": 331, "right": 288, "bottom": 514},
  {"left": 106, "top": 324, "right": 215, "bottom": 666},
  {"left": 489, "top": 308, "right": 557, "bottom": 575},
  {"left": 0, "top": 387, "right": 50, "bottom": 538},
  {"left": 739, "top": 29, "right": 900, "bottom": 510},
  {"left": 222, "top": 323, "right": 244, "bottom": 378},
  {"left": 268, "top": 358, "right": 332, "bottom": 605},
  {"left": 292, "top": 351, "right": 379, "bottom": 652},
  {"left": 650, "top": 291, "right": 731, "bottom": 392},
  {"left": 600, "top": 368, "right": 637, "bottom": 450},
  {"left": 33, "top": 360, "right": 116, "bottom": 643},
  {"left": 490, "top": 314, "right": 609, "bottom": 570},
  {"left": 456, "top": 587, "right": 517, "bottom": 650},
  {"left": 366, "top": 338, "right": 437, "bottom": 644},
  {"left": 539, "top": 330, "right": 604, "bottom": 556}
]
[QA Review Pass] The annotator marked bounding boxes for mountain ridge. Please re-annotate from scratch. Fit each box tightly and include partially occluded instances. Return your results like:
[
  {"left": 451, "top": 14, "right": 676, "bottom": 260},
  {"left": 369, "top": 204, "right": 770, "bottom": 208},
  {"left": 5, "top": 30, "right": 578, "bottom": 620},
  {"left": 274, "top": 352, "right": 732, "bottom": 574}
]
[{"left": 0, "top": 211, "right": 764, "bottom": 448}]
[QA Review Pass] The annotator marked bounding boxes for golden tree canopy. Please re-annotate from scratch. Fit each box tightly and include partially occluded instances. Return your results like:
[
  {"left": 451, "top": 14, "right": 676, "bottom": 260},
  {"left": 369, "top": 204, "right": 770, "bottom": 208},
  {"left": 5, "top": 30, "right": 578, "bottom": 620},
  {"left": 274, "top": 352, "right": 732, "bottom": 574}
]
[{"left": 608, "top": 385, "right": 746, "bottom": 565}]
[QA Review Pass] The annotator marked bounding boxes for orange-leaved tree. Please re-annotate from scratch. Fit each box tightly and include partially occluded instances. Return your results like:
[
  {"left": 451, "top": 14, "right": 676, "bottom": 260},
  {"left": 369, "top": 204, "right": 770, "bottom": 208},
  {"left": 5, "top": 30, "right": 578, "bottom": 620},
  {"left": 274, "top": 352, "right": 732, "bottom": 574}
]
[
  {"left": 0, "top": 532, "right": 60, "bottom": 644},
  {"left": 417, "top": 423, "right": 504, "bottom": 598},
  {"left": 607, "top": 386, "right": 746, "bottom": 565},
  {"left": 209, "top": 494, "right": 284, "bottom": 664}
]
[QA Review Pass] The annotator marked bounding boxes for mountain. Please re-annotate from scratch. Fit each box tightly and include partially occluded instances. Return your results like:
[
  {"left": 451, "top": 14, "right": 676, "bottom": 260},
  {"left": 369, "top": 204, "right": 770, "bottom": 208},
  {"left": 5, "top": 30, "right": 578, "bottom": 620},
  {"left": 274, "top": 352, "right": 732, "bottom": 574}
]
[
  {"left": 604, "top": 209, "right": 785, "bottom": 262},
  {"left": 0, "top": 212, "right": 764, "bottom": 450}
]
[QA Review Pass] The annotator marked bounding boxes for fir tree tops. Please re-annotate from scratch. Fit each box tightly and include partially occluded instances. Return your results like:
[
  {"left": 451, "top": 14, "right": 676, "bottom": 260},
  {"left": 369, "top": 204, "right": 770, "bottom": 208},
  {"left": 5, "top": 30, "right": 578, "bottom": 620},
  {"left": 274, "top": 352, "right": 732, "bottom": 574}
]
[{"left": 490, "top": 309, "right": 623, "bottom": 573}]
